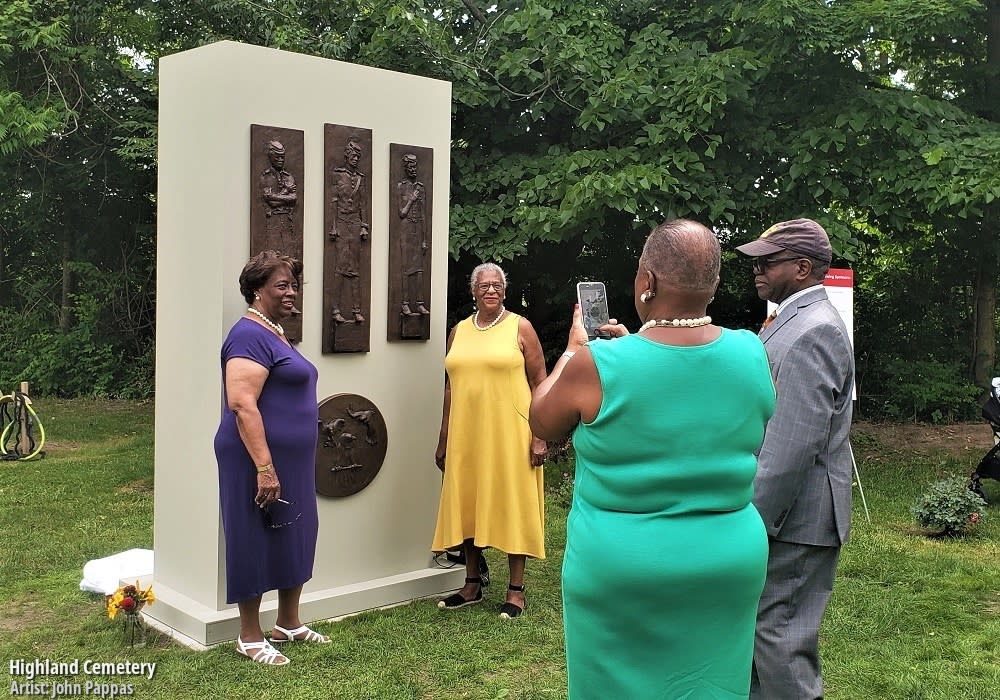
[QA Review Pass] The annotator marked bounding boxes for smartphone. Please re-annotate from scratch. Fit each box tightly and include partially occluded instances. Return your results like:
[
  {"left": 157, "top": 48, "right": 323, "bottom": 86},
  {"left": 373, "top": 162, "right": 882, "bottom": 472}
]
[{"left": 577, "top": 281, "right": 611, "bottom": 340}]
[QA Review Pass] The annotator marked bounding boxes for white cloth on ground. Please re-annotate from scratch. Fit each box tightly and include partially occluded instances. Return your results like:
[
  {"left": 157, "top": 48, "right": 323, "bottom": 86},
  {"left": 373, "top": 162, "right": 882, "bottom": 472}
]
[{"left": 79, "top": 548, "right": 153, "bottom": 595}]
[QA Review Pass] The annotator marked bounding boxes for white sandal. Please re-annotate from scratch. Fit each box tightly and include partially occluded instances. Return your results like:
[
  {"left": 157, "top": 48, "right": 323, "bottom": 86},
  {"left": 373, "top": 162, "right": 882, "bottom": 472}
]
[
  {"left": 236, "top": 636, "right": 290, "bottom": 665},
  {"left": 270, "top": 623, "right": 331, "bottom": 644}
]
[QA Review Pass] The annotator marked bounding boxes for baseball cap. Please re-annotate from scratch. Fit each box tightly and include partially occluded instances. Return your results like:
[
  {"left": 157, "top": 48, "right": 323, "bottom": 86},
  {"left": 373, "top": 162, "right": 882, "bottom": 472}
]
[{"left": 735, "top": 218, "right": 833, "bottom": 263}]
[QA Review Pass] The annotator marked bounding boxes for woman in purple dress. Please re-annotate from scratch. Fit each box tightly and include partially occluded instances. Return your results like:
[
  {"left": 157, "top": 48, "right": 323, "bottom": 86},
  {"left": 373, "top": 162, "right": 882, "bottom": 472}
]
[{"left": 214, "top": 250, "right": 328, "bottom": 666}]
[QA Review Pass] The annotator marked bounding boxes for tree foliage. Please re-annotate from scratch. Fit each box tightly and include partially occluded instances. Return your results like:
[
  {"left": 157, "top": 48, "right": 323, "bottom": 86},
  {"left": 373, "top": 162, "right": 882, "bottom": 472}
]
[
  {"left": 0, "top": 0, "right": 997, "bottom": 408},
  {"left": 0, "top": 1, "right": 157, "bottom": 396}
]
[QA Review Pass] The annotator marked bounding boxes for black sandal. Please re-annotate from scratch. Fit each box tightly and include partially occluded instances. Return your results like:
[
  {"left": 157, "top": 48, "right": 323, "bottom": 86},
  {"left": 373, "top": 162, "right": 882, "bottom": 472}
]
[
  {"left": 437, "top": 577, "right": 484, "bottom": 610},
  {"left": 444, "top": 551, "right": 491, "bottom": 588},
  {"left": 499, "top": 584, "right": 525, "bottom": 619}
]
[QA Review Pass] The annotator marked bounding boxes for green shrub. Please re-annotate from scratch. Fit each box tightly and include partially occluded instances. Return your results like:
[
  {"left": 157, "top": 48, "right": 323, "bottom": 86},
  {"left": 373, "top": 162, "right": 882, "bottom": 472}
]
[
  {"left": 871, "top": 357, "right": 981, "bottom": 422},
  {"left": 543, "top": 440, "right": 576, "bottom": 508},
  {"left": 912, "top": 476, "right": 987, "bottom": 537},
  {"left": 0, "top": 263, "right": 154, "bottom": 399}
]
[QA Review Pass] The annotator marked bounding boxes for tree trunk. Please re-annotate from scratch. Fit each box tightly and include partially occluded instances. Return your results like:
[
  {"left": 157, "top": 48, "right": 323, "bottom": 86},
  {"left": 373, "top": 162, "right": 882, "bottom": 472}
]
[
  {"left": 973, "top": 2, "right": 1000, "bottom": 392},
  {"left": 59, "top": 230, "right": 75, "bottom": 333},
  {"left": 0, "top": 224, "right": 7, "bottom": 307},
  {"left": 989, "top": 1, "right": 1000, "bottom": 115},
  {"left": 972, "top": 246, "right": 997, "bottom": 390}
]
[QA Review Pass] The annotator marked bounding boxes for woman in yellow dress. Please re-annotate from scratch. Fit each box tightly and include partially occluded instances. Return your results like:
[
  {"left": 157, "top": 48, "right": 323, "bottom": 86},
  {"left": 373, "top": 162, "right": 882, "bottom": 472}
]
[{"left": 432, "top": 263, "right": 548, "bottom": 618}]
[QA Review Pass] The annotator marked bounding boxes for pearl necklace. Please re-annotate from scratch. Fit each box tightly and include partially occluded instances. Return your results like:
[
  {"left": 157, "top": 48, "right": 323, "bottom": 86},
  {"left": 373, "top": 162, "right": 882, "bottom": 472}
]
[
  {"left": 247, "top": 306, "right": 285, "bottom": 336},
  {"left": 473, "top": 306, "right": 506, "bottom": 331},
  {"left": 639, "top": 316, "right": 712, "bottom": 332}
]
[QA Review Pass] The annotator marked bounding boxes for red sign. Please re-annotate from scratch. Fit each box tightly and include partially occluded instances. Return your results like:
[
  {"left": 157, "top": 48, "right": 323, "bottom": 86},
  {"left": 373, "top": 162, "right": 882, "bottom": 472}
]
[{"left": 824, "top": 268, "right": 854, "bottom": 288}]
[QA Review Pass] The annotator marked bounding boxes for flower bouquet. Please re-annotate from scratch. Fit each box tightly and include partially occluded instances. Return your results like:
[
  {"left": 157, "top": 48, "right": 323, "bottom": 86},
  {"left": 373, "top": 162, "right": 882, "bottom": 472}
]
[{"left": 107, "top": 582, "right": 155, "bottom": 647}]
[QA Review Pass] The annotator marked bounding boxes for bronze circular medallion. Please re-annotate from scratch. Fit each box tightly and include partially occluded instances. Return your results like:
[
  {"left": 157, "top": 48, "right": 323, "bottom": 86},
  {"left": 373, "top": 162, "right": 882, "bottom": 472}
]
[{"left": 315, "top": 393, "right": 387, "bottom": 497}]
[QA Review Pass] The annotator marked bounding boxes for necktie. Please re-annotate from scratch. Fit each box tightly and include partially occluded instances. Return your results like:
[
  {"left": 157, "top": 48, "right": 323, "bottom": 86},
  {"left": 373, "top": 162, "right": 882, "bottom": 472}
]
[{"left": 760, "top": 310, "right": 777, "bottom": 332}]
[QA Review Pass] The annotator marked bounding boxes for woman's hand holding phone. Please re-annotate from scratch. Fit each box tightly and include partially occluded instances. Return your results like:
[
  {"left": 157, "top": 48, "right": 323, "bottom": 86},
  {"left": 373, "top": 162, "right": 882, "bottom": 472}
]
[
  {"left": 576, "top": 281, "right": 611, "bottom": 340},
  {"left": 566, "top": 303, "right": 590, "bottom": 353},
  {"left": 597, "top": 318, "right": 630, "bottom": 338}
]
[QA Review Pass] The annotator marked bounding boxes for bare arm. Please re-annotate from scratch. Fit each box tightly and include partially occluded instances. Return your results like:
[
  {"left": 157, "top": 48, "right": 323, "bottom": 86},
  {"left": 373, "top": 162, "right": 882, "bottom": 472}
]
[
  {"left": 225, "top": 357, "right": 281, "bottom": 506},
  {"left": 519, "top": 317, "right": 550, "bottom": 467},
  {"left": 530, "top": 304, "right": 602, "bottom": 441},
  {"left": 435, "top": 326, "right": 457, "bottom": 471},
  {"left": 519, "top": 317, "right": 548, "bottom": 391}
]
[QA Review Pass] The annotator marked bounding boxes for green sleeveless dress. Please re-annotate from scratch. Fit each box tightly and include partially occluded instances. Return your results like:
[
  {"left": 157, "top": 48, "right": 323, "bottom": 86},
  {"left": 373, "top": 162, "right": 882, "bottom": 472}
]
[{"left": 564, "top": 329, "right": 775, "bottom": 699}]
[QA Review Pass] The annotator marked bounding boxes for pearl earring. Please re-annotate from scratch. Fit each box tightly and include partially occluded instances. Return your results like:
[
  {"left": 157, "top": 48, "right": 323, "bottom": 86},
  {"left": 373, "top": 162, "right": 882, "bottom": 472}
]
[
  {"left": 254, "top": 293, "right": 260, "bottom": 301},
  {"left": 641, "top": 291, "right": 654, "bottom": 303}
]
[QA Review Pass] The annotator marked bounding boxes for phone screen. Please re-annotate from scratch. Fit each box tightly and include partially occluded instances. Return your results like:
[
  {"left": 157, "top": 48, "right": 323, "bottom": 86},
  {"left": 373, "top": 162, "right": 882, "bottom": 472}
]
[{"left": 577, "top": 282, "right": 610, "bottom": 340}]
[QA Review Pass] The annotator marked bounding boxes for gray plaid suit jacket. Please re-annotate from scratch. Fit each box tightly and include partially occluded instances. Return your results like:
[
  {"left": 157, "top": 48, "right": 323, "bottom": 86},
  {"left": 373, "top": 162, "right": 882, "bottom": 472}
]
[{"left": 755, "top": 285, "right": 854, "bottom": 546}]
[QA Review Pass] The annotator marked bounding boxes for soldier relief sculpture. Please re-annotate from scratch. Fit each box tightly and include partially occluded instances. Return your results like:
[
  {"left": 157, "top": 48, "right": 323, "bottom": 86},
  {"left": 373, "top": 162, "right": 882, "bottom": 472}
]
[
  {"left": 388, "top": 144, "right": 433, "bottom": 341},
  {"left": 315, "top": 393, "right": 387, "bottom": 498},
  {"left": 250, "top": 124, "right": 304, "bottom": 342},
  {"left": 260, "top": 141, "right": 297, "bottom": 251},
  {"left": 330, "top": 140, "right": 369, "bottom": 325},
  {"left": 323, "top": 125, "right": 373, "bottom": 353},
  {"left": 398, "top": 153, "right": 429, "bottom": 318}
]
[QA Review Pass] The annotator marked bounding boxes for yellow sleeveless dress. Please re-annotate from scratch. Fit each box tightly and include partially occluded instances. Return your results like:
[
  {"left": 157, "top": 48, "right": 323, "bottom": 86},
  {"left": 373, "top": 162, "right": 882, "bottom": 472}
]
[{"left": 431, "top": 313, "right": 545, "bottom": 558}]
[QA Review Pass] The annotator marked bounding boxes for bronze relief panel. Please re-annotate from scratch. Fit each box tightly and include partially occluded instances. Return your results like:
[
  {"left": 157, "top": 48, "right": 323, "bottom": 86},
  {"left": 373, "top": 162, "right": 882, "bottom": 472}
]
[
  {"left": 323, "top": 125, "right": 373, "bottom": 353},
  {"left": 315, "top": 393, "right": 387, "bottom": 498},
  {"left": 250, "top": 124, "right": 305, "bottom": 343},
  {"left": 387, "top": 143, "right": 433, "bottom": 342}
]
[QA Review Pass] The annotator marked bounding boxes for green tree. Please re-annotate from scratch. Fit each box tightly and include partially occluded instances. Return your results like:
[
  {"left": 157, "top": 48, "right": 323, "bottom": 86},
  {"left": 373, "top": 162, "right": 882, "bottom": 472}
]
[
  {"left": 427, "top": 0, "right": 1000, "bottom": 375},
  {"left": 0, "top": 1, "right": 158, "bottom": 395},
  {"left": 2, "top": 0, "right": 998, "bottom": 408}
]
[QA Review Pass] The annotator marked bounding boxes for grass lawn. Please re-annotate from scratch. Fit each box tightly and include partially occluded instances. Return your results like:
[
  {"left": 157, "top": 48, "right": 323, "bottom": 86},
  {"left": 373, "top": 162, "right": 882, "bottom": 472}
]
[{"left": 2, "top": 400, "right": 999, "bottom": 699}]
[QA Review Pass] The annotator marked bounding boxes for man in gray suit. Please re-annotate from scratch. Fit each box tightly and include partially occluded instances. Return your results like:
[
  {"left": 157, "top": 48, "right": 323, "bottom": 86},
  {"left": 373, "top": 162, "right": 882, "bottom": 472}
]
[{"left": 736, "top": 219, "right": 854, "bottom": 699}]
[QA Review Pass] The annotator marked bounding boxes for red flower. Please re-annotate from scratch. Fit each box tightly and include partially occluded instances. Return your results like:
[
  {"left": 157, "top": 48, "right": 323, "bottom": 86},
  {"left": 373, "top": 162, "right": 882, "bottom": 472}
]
[
  {"left": 119, "top": 596, "right": 136, "bottom": 611},
  {"left": 123, "top": 585, "right": 137, "bottom": 596}
]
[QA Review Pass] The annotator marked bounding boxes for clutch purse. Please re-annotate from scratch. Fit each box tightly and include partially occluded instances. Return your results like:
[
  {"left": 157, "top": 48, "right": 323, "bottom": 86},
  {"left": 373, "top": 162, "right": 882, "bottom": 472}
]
[{"left": 262, "top": 498, "right": 301, "bottom": 529}]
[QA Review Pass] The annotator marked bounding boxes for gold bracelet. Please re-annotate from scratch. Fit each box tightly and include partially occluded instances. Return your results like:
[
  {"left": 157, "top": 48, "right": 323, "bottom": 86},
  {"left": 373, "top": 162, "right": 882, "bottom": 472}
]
[{"left": 255, "top": 463, "right": 272, "bottom": 473}]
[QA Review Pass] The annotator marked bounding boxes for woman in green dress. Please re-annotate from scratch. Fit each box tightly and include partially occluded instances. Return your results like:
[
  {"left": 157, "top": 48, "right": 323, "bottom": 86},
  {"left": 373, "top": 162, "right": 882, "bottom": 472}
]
[{"left": 530, "top": 219, "right": 775, "bottom": 699}]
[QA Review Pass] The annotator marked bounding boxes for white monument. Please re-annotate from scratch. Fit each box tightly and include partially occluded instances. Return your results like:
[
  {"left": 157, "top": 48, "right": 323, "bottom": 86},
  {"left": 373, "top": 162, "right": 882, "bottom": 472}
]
[{"left": 150, "top": 41, "right": 462, "bottom": 646}]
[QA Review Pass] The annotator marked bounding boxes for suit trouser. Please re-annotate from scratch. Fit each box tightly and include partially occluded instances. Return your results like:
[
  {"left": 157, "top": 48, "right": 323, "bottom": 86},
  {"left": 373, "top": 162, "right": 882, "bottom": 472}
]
[{"left": 750, "top": 539, "right": 840, "bottom": 700}]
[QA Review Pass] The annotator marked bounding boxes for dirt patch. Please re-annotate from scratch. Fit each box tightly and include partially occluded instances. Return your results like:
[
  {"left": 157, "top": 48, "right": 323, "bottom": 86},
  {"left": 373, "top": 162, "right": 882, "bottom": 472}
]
[
  {"left": 983, "top": 592, "right": 1000, "bottom": 617},
  {"left": 0, "top": 597, "right": 87, "bottom": 635},
  {"left": 117, "top": 479, "right": 153, "bottom": 494},
  {"left": 43, "top": 440, "right": 81, "bottom": 450},
  {"left": 853, "top": 421, "right": 994, "bottom": 462}
]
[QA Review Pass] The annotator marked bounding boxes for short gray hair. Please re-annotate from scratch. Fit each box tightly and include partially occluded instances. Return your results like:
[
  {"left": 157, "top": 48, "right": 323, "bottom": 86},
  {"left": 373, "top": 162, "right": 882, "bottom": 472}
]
[
  {"left": 469, "top": 263, "right": 507, "bottom": 292},
  {"left": 638, "top": 219, "right": 720, "bottom": 292}
]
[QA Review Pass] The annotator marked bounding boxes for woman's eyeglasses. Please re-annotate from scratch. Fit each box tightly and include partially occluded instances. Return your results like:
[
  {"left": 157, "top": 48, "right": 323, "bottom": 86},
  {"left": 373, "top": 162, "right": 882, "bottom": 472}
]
[
  {"left": 751, "top": 256, "right": 802, "bottom": 275},
  {"left": 476, "top": 282, "right": 504, "bottom": 292},
  {"left": 263, "top": 498, "right": 301, "bottom": 529}
]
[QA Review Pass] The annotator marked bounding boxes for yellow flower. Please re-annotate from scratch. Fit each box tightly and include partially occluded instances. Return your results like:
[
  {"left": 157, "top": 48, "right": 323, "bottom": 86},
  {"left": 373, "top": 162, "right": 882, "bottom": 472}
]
[
  {"left": 105, "top": 582, "right": 153, "bottom": 621},
  {"left": 107, "top": 591, "right": 124, "bottom": 620}
]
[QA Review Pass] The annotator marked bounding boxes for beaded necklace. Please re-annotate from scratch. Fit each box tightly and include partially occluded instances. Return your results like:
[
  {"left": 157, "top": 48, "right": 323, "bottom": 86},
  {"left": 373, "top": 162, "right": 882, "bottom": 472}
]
[
  {"left": 247, "top": 306, "right": 285, "bottom": 336},
  {"left": 472, "top": 306, "right": 506, "bottom": 331},
  {"left": 638, "top": 316, "right": 712, "bottom": 332}
]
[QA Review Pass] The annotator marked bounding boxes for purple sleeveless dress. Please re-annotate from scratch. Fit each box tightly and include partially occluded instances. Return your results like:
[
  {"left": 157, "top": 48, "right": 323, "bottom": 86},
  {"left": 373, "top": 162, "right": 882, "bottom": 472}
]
[{"left": 214, "top": 318, "right": 319, "bottom": 604}]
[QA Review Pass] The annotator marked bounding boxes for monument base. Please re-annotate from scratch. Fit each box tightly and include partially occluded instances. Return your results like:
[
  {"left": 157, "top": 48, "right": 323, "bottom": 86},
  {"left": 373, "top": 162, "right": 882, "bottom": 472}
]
[{"left": 142, "top": 566, "right": 465, "bottom": 646}]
